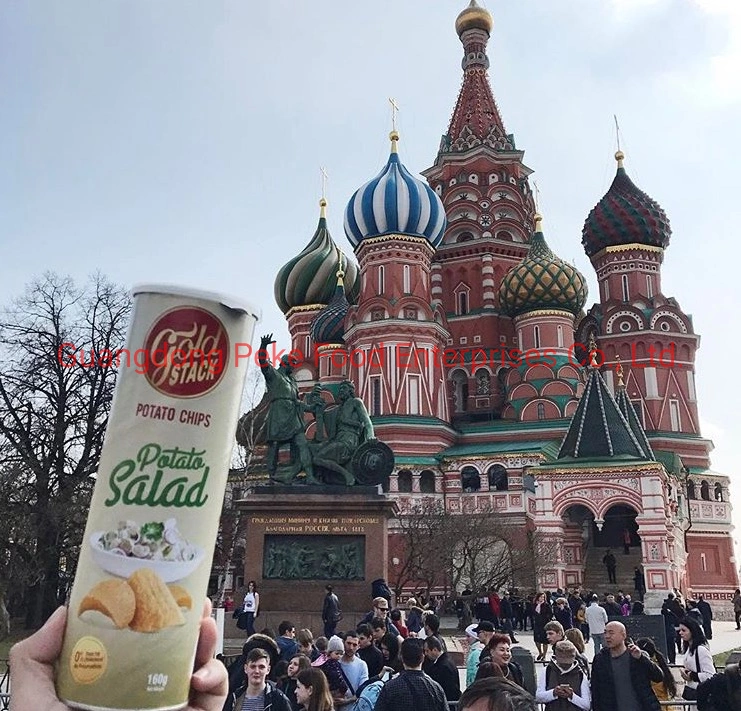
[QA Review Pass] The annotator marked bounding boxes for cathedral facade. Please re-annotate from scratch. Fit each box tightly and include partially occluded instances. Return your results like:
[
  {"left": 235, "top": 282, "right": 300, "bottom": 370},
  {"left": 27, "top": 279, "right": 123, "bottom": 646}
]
[{"left": 269, "top": 1, "right": 738, "bottom": 613}]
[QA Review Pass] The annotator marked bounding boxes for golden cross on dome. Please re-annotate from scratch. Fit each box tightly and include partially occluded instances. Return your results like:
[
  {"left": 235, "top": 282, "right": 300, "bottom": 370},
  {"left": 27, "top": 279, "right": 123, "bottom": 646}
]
[
  {"left": 320, "top": 166, "right": 329, "bottom": 201},
  {"left": 389, "top": 97, "right": 400, "bottom": 132},
  {"left": 614, "top": 114, "right": 622, "bottom": 152},
  {"left": 533, "top": 180, "right": 541, "bottom": 213}
]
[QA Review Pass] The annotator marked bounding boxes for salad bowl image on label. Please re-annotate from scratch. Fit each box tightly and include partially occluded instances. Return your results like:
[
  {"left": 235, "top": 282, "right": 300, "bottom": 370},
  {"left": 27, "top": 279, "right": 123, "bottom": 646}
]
[{"left": 90, "top": 519, "right": 204, "bottom": 583}]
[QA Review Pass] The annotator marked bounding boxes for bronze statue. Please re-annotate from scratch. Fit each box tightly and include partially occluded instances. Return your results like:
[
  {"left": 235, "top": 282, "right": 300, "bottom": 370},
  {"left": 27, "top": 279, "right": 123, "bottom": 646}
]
[
  {"left": 258, "top": 334, "right": 317, "bottom": 484},
  {"left": 309, "top": 380, "right": 374, "bottom": 485},
  {"left": 250, "top": 337, "right": 393, "bottom": 486}
]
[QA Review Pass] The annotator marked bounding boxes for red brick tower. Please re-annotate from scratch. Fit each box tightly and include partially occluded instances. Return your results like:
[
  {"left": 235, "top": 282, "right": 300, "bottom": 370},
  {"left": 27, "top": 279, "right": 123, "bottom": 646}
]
[
  {"left": 577, "top": 152, "right": 704, "bottom": 466},
  {"left": 422, "top": 0, "right": 537, "bottom": 423},
  {"left": 343, "top": 131, "right": 455, "bottom": 458}
]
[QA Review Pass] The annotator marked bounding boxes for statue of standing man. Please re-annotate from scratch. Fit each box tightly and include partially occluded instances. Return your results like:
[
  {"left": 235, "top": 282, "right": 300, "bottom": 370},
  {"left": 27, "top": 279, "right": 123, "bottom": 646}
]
[{"left": 258, "top": 334, "right": 317, "bottom": 484}]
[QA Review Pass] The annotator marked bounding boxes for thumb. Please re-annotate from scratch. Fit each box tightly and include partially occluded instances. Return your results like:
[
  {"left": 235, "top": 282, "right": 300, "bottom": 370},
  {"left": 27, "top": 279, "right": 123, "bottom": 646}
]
[{"left": 11, "top": 606, "right": 67, "bottom": 664}]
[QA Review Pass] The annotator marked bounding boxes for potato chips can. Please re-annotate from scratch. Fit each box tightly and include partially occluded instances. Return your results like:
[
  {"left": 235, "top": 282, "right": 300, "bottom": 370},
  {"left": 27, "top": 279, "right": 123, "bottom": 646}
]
[{"left": 57, "top": 285, "right": 260, "bottom": 710}]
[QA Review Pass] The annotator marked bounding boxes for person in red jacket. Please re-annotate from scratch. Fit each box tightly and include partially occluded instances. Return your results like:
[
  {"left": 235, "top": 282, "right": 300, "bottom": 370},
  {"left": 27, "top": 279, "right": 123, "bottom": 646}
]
[
  {"left": 390, "top": 608, "right": 409, "bottom": 638},
  {"left": 488, "top": 588, "right": 502, "bottom": 628}
]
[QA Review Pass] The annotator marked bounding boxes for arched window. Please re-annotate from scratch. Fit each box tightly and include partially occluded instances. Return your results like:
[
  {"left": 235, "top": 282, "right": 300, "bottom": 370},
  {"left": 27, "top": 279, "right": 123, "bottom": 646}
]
[
  {"left": 714, "top": 483, "right": 724, "bottom": 502},
  {"left": 687, "top": 480, "right": 696, "bottom": 499},
  {"left": 403, "top": 264, "right": 411, "bottom": 293},
  {"left": 420, "top": 470, "right": 435, "bottom": 494},
  {"left": 452, "top": 371, "right": 469, "bottom": 413},
  {"left": 458, "top": 291, "right": 469, "bottom": 315},
  {"left": 461, "top": 466, "right": 480, "bottom": 492},
  {"left": 622, "top": 274, "right": 630, "bottom": 302},
  {"left": 487, "top": 464, "right": 508, "bottom": 491},
  {"left": 378, "top": 265, "right": 385, "bottom": 293},
  {"left": 534, "top": 325, "right": 541, "bottom": 349},
  {"left": 700, "top": 480, "right": 710, "bottom": 501},
  {"left": 557, "top": 325, "right": 564, "bottom": 348},
  {"left": 457, "top": 232, "right": 474, "bottom": 243},
  {"left": 537, "top": 403, "right": 546, "bottom": 420},
  {"left": 398, "top": 470, "right": 413, "bottom": 493}
]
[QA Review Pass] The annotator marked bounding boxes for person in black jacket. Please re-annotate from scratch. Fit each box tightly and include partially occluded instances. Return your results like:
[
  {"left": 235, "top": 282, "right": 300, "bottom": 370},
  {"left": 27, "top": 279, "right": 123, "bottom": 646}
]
[
  {"left": 591, "top": 621, "right": 663, "bottom": 711},
  {"left": 321, "top": 585, "right": 341, "bottom": 638},
  {"left": 223, "top": 648, "right": 293, "bottom": 711},
  {"left": 697, "top": 662, "right": 741, "bottom": 711},
  {"left": 423, "top": 636, "right": 461, "bottom": 702}
]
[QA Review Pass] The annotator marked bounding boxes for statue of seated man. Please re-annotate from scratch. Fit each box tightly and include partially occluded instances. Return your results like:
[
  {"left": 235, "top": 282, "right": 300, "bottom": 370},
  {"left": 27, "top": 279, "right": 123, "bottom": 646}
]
[{"left": 309, "top": 380, "right": 374, "bottom": 485}]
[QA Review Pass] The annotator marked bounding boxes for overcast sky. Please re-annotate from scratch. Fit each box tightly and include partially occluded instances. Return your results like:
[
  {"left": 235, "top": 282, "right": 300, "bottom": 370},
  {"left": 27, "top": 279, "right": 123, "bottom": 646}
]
[{"left": 2, "top": 0, "right": 740, "bottom": 536}]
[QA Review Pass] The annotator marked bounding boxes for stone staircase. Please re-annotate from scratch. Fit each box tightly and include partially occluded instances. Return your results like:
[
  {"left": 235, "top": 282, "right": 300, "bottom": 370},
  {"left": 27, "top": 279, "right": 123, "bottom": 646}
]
[{"left": 581, "top": 546, "right": 643, "bottom": 597}]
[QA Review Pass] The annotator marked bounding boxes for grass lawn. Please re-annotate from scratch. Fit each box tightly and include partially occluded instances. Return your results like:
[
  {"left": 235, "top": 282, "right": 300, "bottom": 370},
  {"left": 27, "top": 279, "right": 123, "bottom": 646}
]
[{"left": 714, "top": 649, "right": 733, "bottom": 667}]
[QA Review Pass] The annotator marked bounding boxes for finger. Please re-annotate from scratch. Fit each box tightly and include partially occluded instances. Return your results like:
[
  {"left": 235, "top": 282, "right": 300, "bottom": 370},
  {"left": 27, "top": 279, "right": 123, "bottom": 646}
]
[
  {"left": 9, "top": 606, "right": 68, "bottom": 711},
  {"left": 190, "top": 659, "right": 228, "bottom": 711},
  {"left": 194, "top": 599, "right": 217, "bottom": 671}
]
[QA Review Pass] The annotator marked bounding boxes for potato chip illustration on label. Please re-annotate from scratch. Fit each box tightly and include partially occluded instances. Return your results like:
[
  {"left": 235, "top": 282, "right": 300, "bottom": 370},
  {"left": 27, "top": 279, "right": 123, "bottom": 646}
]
[{"left": 57, "top": 286, "right": 259, "bottom": 711}]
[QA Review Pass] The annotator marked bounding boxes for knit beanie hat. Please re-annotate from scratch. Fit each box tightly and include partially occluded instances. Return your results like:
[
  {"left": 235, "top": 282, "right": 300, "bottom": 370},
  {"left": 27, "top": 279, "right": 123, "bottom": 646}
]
[{"left": 327, "top": 635, "right": 344, "bottom": 654}]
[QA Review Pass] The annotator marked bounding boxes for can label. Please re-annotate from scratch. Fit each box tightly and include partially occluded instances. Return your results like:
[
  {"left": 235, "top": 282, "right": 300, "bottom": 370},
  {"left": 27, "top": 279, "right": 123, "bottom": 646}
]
[{"left": 56, "top": 288, "right": 259, "bottom": 711}]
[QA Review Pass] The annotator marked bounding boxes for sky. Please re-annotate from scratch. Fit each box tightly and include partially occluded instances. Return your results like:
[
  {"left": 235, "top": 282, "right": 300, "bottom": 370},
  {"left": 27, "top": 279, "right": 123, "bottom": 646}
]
[{"left": 1, "top": 0, "right": 740, "bottom": 534}]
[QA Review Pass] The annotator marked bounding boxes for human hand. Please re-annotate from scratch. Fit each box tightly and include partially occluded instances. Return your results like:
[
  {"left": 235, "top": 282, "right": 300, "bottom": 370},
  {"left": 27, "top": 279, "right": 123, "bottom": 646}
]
[
  {"left": 680, "top": 668, "right": 691, "bottom": 681},
  {"left": 627, "top": 641, "right": 643, "bottom": 660},
  {"left": 259, "top": 333, "right": 275, "bottom": 350},
  {"left": 9, "top": 600, "right": 227, "bottom": 711}
]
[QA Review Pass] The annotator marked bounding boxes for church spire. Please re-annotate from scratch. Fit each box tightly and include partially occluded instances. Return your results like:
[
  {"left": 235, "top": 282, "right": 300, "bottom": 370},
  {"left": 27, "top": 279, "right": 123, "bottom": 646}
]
[{"left": 445, "top": 1, "right": 513, "bottom": 154}]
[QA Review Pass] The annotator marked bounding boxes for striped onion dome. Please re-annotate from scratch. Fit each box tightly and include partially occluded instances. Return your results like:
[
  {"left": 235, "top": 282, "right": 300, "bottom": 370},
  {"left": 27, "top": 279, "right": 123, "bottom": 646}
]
[
  {"left": 310, "top": 259, "right": 350, "bottom": 346},
  {"left": 499, "top": 215, "right": 588, "bottom": 317},
  {"left": 344, "top": 131, "right": 447, "bottom": 249},
  {"left": 274, "top": 200, "right": 359, "bottom": 315},
  {"left": 582, "top": 152, "right": 671, "bottom": 258}
]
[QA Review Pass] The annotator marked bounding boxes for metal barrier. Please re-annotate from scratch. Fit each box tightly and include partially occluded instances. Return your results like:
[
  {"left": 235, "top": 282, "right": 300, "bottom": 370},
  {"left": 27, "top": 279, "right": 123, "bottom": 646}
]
[{"left": 0, "top": 660, "right": 9, "bottom": 711}]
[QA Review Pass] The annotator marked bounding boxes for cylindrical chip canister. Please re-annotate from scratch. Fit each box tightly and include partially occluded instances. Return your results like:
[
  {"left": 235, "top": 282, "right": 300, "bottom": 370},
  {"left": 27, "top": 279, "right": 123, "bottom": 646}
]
[{"left": 57, "top": 285, "right": 260, "bottom": 710}]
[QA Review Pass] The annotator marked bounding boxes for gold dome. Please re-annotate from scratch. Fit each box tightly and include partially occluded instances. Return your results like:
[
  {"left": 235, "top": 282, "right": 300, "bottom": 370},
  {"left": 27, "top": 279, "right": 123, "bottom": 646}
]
[{"left": 455, "top": 0, "right": 493, "bottom": 37}]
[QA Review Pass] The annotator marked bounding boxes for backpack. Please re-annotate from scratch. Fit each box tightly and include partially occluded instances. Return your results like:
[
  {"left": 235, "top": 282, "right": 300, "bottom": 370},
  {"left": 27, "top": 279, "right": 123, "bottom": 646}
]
[
  {"left": 726, "top": 664, "right": 741, "bottom": 711},
  {"left": 352, "top": 678, "right": 384, "bottom": 711}
]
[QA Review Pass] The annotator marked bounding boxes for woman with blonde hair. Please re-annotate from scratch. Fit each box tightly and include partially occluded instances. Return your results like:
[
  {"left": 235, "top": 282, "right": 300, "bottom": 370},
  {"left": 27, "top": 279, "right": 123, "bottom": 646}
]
[
  {"left": 564, "top": 627, "right": 590, "bottom": 678},
  {"left": 295, "top": 667, "right": 334, "bottom": 711}
]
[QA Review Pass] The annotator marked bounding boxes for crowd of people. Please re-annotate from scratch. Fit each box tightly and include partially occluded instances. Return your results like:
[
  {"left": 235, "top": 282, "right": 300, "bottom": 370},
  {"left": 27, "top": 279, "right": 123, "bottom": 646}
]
[{"left": 8, "top": 582, "right": 740, "bottom": 711}]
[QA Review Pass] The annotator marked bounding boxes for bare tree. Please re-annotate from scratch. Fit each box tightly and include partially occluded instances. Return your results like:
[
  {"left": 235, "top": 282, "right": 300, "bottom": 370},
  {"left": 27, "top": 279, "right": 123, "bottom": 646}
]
[
  {"left": 0, "top": 273, "right": 130, "bottom": 627},
  {"left": 390, "top": 500, "right": 555, "bottom": 599},
  {"left": 211, "top": 368, "right": 267, "bottom": 604},
  {"left": 390, "top": 499, "right": 451, "bottom": 599}
]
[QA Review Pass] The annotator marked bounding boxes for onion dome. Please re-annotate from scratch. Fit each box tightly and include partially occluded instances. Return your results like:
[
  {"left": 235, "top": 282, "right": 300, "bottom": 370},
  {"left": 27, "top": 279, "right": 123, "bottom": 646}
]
[
  {"left": 310, "top": 255, "right": 350, "bottom": 345},
  {"left": 344, "top": 131, "right": 447, "bottom": 249},
  {"left": 582, "top": 151, "right": 671, "bottom": 258},
  {"left": 455, "top": 0, "right": 493, "bottom": 37},
  {"left": 499, "top": 214, "right": 588, "bottom": 317},
  {"left": 275, "top": 199, "right": 359, "bottom": 314}
]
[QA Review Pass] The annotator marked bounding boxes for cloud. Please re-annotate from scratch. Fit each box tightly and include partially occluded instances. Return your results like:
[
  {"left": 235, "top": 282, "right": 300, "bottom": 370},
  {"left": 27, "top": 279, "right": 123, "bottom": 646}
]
[
  {"left": 608, "top": 0, "right": 670, "bottom": 23},
  {"left": 661, "top": 0, "right": 741, "bottom": 106}
]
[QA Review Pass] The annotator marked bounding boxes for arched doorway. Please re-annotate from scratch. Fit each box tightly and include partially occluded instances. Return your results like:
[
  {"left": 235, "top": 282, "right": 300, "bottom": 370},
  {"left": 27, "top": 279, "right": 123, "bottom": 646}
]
[
  {"left": 560, "top": 505, "right": 596, "bottom": 591},
  {"left": 596, "top": 504, "right": 640, "bottom": 552}
]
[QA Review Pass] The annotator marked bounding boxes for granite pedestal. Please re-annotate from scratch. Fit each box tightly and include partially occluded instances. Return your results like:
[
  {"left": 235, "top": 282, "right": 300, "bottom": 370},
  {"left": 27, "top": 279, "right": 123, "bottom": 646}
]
[{"left": 233, "top": 485, "right": 397, "bottom": 634}]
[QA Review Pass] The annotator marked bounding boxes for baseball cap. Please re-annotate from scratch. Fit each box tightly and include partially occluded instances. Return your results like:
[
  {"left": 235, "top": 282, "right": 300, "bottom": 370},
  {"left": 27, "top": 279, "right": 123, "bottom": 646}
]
[{"left": 473, "top": 621, "right": 495, "bottom": 633}]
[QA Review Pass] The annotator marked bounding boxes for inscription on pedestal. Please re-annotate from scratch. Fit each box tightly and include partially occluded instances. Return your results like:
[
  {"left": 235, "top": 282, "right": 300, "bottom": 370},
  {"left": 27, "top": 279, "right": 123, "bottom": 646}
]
[{"left": 250, "top": 515, "right": 379, "bottom": 534}]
